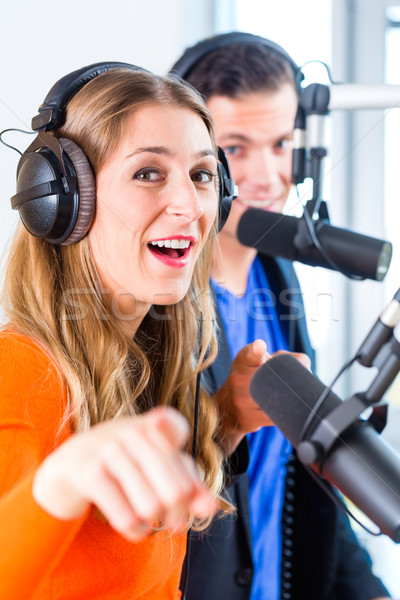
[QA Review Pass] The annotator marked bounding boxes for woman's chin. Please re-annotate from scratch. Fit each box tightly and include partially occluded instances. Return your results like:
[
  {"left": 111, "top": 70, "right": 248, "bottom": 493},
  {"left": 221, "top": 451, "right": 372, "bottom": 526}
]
[{"left": 152, "top": 293, "right": 185, "bottom": 306}]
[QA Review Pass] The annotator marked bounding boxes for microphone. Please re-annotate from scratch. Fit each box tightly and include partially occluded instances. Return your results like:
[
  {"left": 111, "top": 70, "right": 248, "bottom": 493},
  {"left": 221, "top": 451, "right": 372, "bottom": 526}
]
[
  {"left": 250, "top": 353, "right": 400, "bottom": 542},
  {"left": 356, "top": 287, "right": 400, "bottom": 367},
  {"left": 237, "top": 208, "right": 392, "bottom": 281}
]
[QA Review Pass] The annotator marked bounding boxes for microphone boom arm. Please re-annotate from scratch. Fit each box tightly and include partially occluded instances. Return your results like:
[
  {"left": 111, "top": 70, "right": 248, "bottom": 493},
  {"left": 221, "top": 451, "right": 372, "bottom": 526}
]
[{"left": 299, "top": 292, "right": 400, "bottom": 468}]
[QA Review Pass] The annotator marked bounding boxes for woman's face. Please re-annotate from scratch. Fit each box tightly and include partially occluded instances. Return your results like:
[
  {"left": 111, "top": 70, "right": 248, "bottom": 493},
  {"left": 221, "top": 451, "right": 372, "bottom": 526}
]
[{"left": 89, "top": 104, "right": 218, "bottom": 329}]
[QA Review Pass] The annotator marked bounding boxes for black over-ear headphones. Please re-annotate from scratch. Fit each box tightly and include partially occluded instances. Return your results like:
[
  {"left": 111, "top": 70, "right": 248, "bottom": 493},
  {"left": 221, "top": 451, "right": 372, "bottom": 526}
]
[
  {"left": 170, "top": 31, "right": 304, "bottom": 212},
  {"left": 12, "top": 62, "right": 237, "bottom": 244},
  {"left": 170, "top": 31, "right": 303, "bottom": 94}
]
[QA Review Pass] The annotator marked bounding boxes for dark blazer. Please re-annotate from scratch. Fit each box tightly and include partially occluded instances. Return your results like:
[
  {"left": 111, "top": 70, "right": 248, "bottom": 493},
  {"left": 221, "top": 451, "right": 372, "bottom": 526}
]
[{"left": 185, "top": 256, "right": 390, "bottom": 600}]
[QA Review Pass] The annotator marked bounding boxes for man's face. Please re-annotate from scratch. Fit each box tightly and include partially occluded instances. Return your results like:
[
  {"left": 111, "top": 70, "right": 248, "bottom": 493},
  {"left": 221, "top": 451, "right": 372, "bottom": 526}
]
[{"left": 207, "top": 84, "right": 298, "bottom": 242}]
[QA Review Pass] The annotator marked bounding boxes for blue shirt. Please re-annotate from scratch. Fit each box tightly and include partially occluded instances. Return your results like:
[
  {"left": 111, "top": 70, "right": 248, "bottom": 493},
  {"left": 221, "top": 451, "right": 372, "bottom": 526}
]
[{"left": 212, "top": 256, "right": 291, "bottom": 600}]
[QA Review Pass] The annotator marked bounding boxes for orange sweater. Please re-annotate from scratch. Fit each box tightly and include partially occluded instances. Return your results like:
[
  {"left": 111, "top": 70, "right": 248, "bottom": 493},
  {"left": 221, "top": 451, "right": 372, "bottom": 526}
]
[{"left": 0, "top": 330, "right": 186, "bottom": 599}]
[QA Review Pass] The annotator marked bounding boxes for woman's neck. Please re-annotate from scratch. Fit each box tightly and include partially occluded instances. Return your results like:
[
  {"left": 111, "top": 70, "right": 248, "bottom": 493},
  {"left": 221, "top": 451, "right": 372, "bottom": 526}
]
[
  {"left": 211, "top": 235, "right": 257, "bottom": 297},
  {"left": 107, "top": 292, "right": 150, "bottom": 338}
]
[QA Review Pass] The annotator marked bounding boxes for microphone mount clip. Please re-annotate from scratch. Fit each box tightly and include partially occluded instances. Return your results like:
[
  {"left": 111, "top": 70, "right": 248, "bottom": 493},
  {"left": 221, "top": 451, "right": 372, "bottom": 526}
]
[{"left": 298, "top": 393, "right": 388, "bottom": 468}]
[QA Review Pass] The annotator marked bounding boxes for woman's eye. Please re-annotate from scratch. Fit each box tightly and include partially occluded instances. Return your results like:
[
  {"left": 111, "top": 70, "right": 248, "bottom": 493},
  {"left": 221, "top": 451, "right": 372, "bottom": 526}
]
[
  {"left": 191, "top": 170, "right": 216, "bottom": 183},
  {"left": 133, "top": 168, "right": 164, "bottom": 182}
]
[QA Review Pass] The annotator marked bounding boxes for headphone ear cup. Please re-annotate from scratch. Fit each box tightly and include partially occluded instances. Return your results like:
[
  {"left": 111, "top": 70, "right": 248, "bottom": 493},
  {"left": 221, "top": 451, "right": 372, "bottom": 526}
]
[
  {"left": 58, "top": 138, "right": 95, "bottom": 245},
  {"left": 217, "top": 162, "right": 233, "bottom": 233},
  {"left": 14, "top": 147, "right": 64, "bottom": 240},
  {"left": 217, "top": 147, "right": 237, "bottom": 232},
  {"left": 13, "top": 135, "right": 95, "bottom": 245}
]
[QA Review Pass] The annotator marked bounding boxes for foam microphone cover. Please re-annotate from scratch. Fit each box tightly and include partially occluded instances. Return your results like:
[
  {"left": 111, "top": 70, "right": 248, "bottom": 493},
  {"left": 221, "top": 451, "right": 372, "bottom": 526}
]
[
  {"left": 250, "top": 353, "right": 341, "bottom": 447},
  {"left": 237, "top": 208, "right": 392, "bottom": 281},
  {"left": 237, "top": 209, "right": 298, "bottom": 261}
]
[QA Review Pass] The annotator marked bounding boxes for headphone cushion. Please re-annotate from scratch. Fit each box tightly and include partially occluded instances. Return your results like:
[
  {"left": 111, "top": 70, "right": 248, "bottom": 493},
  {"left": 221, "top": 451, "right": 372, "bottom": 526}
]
[
  {"left": 218, "top": 196, "right": 232, "bottom": 233},
  {"left": 59, "top": 137, "right": 95, "bottom": 245},
  {"left": 216, "top": 163, "right": 231, "bottom": 232}
]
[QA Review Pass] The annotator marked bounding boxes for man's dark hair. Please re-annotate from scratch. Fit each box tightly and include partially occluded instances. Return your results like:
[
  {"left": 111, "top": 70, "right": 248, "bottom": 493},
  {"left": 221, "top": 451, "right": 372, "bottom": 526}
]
[{"left": 185, "top": 42, "right": 297, "bottom": 101}]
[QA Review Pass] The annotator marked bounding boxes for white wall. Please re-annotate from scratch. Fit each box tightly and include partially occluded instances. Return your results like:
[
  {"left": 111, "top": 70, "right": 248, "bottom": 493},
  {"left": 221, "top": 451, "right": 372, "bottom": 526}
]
[{"left": 0, "top": 0, "right": 217, "bottom": 266}]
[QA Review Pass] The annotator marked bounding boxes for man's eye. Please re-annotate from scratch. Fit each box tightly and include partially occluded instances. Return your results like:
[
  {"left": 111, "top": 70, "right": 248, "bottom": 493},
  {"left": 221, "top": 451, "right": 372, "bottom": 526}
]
[
  {"left": 191, "top": 170, "right": 216, "bottom": 183},
  {"left": 133, "top": 168, "right": 163, "bottom": 181},
  {"left": 276, "top": 139, "right": 292, "bottom": 150},
  {"left": 224, "top": 146, "right": 245, "bottom": 157},
  {"left": 224, "top": 146, "right": 242, "bottom": 156}
]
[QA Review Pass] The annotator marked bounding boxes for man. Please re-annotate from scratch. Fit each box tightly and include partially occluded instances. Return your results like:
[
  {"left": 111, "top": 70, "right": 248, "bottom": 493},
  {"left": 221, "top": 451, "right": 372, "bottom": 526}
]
[{"left": 171, "top": 32, "right": 391, "bottom": 600}]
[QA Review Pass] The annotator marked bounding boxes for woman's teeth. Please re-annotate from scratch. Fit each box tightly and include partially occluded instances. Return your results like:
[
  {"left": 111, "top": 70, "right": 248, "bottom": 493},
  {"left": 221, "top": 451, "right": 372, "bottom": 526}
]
[{"left": 150, "top": 239, "right": 191, "bottom": 249}]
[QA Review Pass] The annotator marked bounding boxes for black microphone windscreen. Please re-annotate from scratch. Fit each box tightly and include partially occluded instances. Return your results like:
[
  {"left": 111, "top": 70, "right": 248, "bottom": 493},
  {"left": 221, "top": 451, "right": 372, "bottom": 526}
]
[
  {"left": 237, "top": 208, "right": 392, "bottom": 281},
  {"left": 237, "top": 209, "right": 298, "bottom": 261},
  {"left": 250, "top": 354, "right": 341, "bottom": 447}
]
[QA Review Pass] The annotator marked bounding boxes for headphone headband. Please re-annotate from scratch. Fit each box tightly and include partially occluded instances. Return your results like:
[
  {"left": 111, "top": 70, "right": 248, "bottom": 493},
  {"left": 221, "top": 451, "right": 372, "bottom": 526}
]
[
  {"left": 32, "top": 61, "right": 147, "bottom": 132},
  {"left": 171, "top": 31, "right": 303, "bottom": 92}
]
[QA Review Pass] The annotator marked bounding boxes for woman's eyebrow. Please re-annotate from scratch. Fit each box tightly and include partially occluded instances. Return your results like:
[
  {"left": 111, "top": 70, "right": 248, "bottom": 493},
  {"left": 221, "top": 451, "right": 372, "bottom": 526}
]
[
  {"left": 198, "top": 149, "right": 217, "bottom": 158},
  {"left": 125, "top": 147, "right": 217, "bottom": 159},
  {"left": 126, "top": 146, "right": 173, "bottom": 158}
]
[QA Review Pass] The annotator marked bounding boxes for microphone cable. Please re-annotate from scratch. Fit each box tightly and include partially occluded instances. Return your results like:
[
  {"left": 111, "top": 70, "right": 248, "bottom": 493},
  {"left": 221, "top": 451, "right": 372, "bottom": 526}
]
[
  {"left": 304, "top": 461, "right": 382, "bottom": 537},
  {"left": 296, "top": 188, "right": 364, "bottom": 281},
  {"left": 299, "top": 355, "right": 357, "bottom": 443},
  {"left": 294, "top": 58, "right": 358, "bottom": 280},
  {"left": 181, "top": 323, "right": 203, "bottom": 600},
  {"left": 298, "top": 354, "right": 383, "bottom": 537},
  {"left": 0, "top": 128, "right": 36, "bottom": 156}
]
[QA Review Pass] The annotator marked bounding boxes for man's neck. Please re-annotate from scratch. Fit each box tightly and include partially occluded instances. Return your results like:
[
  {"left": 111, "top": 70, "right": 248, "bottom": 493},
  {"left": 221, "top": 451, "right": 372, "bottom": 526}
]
[{"left": 211, "top": 234, "right": 257, "bottom": 296}]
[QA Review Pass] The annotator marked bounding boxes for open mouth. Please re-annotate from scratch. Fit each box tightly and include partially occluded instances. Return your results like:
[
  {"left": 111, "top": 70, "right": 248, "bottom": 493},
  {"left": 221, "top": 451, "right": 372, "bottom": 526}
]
[{"left": 147, "top": 238, "right": 192, "bottom": 261}]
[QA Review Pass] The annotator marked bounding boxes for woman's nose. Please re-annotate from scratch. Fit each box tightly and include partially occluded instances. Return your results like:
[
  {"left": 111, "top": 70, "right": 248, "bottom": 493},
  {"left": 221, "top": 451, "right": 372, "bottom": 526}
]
[{"left": 165, "top": 178, "right": 204, "bottom": 222}]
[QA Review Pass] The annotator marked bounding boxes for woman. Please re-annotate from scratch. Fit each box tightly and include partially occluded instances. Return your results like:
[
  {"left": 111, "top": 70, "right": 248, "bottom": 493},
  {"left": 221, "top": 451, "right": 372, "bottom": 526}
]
[{"left": 0, "top": 65, "right": 276, "bottom": 599}]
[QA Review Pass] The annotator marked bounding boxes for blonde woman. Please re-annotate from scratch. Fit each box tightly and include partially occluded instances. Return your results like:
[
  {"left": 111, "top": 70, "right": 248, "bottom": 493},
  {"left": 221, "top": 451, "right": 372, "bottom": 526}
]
[{"left": 0, "top": 64, "right": 281, "bottom": 599}]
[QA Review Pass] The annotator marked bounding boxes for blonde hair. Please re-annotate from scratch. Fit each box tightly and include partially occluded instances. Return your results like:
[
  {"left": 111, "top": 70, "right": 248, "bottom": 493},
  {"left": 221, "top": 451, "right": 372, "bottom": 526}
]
[{"left": 2, "top": 69, "right": 231, "bottom": 527}]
